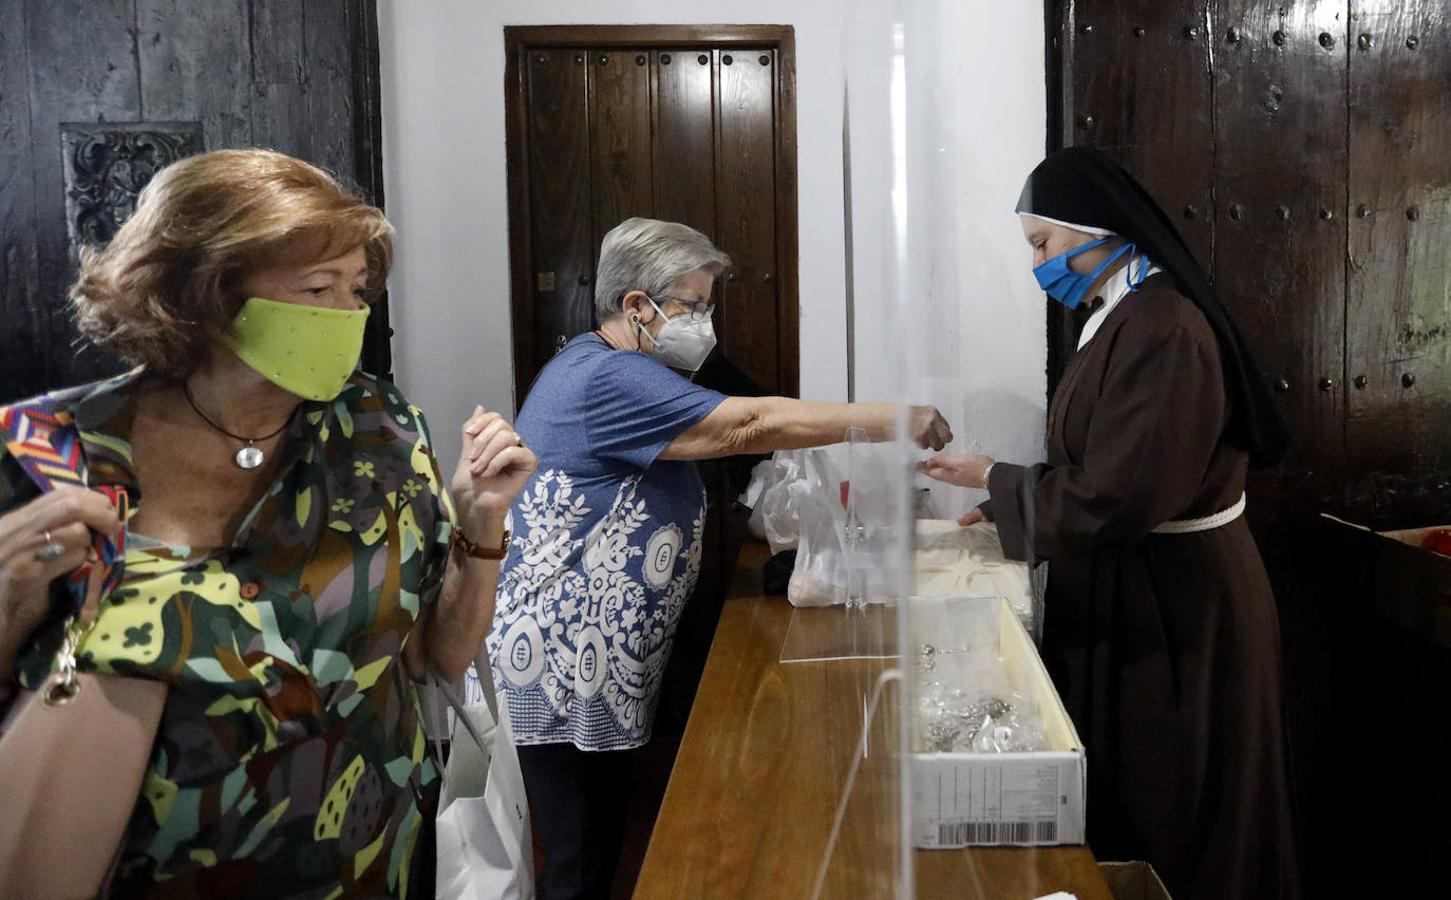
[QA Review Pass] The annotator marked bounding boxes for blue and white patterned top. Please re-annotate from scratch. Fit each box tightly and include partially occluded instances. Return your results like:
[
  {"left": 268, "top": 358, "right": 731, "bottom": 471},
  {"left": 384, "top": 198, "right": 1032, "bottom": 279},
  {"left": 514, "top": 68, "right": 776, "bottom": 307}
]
[{"left": 485, "top": 334, "right": 727, "bottom": 750}]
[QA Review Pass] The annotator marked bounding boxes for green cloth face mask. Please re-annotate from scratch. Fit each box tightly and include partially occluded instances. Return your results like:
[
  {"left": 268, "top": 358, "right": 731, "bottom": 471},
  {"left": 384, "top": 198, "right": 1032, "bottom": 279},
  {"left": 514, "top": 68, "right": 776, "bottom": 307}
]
[{"left": 222, "top": 296, "right": 370, "bottom": 401}]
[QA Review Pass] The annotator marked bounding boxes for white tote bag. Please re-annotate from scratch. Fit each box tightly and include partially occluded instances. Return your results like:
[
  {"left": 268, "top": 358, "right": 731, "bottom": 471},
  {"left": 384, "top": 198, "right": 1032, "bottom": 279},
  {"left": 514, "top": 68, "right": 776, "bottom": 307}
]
[{"left": 433, "top": 657, "right": 535, "bottom": 900}]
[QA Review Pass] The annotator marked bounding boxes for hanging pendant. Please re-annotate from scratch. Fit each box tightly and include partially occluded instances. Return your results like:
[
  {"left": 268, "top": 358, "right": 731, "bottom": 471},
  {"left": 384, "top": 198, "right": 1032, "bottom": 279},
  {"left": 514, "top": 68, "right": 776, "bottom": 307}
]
[{"left": 236, "top": 444, "right": 265, "bottom": 470}]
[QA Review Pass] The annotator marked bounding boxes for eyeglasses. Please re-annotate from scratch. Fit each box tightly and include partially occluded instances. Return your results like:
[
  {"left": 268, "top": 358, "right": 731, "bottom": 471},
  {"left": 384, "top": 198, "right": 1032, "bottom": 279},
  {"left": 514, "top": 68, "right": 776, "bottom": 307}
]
[{"left": 655, "top": 295, "right": 715, "bottom": 321}]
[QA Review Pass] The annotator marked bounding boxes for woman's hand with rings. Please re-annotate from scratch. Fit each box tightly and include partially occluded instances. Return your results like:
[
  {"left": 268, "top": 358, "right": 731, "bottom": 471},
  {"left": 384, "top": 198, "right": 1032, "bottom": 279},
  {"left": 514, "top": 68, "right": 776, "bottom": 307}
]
[
  {"left": 450, "top": 405, "right": 538, "bottom": 536},
  {"left": 0, "top": 486, "right": 122, "bottom": 638}
]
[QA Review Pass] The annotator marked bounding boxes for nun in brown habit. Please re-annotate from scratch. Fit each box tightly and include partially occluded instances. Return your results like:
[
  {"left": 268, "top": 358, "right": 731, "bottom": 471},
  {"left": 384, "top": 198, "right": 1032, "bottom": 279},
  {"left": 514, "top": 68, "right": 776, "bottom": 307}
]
[{"left": 922, "top": 147, "right": 1301, "bottom": 900}]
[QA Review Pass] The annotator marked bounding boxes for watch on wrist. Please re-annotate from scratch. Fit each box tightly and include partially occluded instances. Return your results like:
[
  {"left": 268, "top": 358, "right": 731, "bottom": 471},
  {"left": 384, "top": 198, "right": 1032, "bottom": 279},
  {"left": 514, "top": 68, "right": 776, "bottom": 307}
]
[{"left": 451, "top": 526, "right": 510, "bottom": 561}]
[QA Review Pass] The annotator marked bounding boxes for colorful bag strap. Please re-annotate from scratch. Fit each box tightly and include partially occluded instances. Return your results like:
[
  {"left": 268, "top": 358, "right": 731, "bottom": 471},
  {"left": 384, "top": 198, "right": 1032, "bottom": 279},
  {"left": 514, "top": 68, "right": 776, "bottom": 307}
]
[{"left": 0, "top": 399, "right": 127, "bottom": 612}]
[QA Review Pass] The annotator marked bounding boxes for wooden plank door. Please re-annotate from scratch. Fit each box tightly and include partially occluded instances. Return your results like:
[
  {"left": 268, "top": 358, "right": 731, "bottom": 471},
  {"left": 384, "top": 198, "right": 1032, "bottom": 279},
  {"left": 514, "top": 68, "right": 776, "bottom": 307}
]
[
  {"left": 506, "top": 27, "right": 798, "bottom": 404},
  {"left": 1051, "top": 1, "right": 1214, "bottom": 383},
  {"left": 654, "top": 49, "right": 717, "bottom": 236},
  {"left": 522, "top": 49, "right": 594, "bottom": 383},
  {"left": 1060, "top": 1, "right": 1215, "bottom": 265},
  {"left": 715, "top": 48, "right": 780, "bottom": 394},
  {"left": 589, "top": 49, "right": 654, "bottom": 268},
  {"left": 1213, "top": 0, "right": 1348, "bottom": 521},
  {"left": 1345, "top": 0, "right": 1451, "bottom": 524}
]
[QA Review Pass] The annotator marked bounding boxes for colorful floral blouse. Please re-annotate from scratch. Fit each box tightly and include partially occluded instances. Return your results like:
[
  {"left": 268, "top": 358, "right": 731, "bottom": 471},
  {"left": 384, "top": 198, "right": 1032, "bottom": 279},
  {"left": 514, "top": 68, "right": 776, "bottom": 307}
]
[{"left": 2, "top": 369, "right": 455, "bottom": 898}]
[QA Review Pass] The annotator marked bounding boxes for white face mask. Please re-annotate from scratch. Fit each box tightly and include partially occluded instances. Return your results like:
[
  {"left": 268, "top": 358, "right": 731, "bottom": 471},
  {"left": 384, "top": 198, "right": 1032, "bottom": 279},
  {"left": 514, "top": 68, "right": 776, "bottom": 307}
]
[{"left": 638, "top": 297, "right": 717, "bottom": 372}]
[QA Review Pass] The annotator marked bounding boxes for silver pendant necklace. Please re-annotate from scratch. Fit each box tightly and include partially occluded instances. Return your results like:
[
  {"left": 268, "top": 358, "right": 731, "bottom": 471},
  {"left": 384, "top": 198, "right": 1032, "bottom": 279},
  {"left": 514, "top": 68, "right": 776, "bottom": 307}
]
[{"left": 183, "top": 381, "right": 294, "bottom": 470}]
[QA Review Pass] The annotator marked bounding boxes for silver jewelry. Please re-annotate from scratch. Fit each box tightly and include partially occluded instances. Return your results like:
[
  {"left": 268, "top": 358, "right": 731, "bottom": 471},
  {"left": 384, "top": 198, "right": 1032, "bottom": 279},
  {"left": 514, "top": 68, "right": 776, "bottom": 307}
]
[
  {"left": 34, "top": 530, "right": 64, "bottom": 563},
  {"left": 183, "top": 380, "right": 294, "bottom": 470}
]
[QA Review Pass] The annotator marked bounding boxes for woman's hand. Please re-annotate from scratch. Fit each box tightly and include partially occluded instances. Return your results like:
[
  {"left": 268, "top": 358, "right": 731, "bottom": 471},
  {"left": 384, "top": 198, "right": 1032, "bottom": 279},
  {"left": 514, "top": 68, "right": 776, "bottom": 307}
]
[
  {"left": 920, "top": 453, "right": 996, "bottom": 490},
  {"left": 425, "top": 408, "right": 536, "bottom": 681},
  {"left": 910, "top": 406, "right": 954, "bottom": 451},
  {"left": 0, "top": 486, "right": 122, "bottom": 677},
  {"left": 450, "top": 406, "right": 537, "bottom": 539}
]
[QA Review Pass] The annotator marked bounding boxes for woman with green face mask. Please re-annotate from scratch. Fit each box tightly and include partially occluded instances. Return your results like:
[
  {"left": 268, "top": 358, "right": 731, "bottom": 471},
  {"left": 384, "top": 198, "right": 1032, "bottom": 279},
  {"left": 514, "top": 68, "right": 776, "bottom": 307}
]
[{"left": 0, "top": 149, "right": 532, "bottom": 897}]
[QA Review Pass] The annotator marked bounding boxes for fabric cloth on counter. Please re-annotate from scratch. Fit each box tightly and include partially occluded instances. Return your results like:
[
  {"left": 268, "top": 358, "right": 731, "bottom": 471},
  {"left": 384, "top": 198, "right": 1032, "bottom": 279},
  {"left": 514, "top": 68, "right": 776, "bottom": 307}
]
[{"left": 914, "top": 520, "right": 1033, "bottom": 629}]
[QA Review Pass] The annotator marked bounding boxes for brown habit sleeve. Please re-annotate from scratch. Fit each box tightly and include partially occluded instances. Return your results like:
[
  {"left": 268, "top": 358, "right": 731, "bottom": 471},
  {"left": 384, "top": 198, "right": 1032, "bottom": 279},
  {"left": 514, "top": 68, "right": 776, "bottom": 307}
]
[{"left": 989, "top": 322, "right": 1228, "bottom": 563}]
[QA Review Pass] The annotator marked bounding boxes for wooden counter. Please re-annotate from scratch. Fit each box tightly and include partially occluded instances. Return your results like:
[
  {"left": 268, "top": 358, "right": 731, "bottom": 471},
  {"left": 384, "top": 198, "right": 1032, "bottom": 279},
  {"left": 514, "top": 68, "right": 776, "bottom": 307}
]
[{"left": 635, "top": 542, "right": 1113, "bottom": 900}]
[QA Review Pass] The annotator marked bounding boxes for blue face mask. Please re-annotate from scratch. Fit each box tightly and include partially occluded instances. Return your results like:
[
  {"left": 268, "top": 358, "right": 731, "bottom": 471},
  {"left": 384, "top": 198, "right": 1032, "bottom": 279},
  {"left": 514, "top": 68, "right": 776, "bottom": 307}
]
[{"left": 1033, "top": 238, "right": 1136, "bottom": 310}]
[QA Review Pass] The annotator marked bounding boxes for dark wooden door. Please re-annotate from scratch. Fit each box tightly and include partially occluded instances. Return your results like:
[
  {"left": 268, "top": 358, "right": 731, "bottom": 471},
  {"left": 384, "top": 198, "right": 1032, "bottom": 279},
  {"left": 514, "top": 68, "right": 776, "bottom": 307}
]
[
  {"left": 1344, "top": 1, "right": 1451, "bottom": 522},
  {"left": 504, "top": 27, "right": 799, "bottom": 403},
  {"left": 1212, "top": 0, "right": 1349, "bottom": 520},
  {"left": 0, "top": 0, "right": 388, "bottom": 404},
  {"left": 521, "top": 48, "right": 595, "bottom": 372}
]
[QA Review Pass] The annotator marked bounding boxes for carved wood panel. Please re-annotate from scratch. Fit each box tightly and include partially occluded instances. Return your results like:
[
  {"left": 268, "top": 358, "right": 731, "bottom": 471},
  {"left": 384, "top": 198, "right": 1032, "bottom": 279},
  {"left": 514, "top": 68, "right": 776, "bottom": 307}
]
[{"left": 60, "top": 123, "right": 204, "bottom": 250}]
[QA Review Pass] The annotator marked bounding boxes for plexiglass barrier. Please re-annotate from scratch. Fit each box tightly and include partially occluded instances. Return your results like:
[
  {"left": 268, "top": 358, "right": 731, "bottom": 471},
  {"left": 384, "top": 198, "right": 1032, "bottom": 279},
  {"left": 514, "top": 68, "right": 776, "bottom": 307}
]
[{"left": 794, "top": 0, "right": 1061, "bottom": 895}]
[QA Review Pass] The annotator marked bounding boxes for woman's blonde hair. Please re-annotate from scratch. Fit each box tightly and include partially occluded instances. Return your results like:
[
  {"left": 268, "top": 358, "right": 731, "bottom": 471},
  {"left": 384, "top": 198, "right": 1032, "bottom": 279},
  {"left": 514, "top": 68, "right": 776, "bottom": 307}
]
[{"left": 70, "top": 148, "right": 394, "bottom": 378}]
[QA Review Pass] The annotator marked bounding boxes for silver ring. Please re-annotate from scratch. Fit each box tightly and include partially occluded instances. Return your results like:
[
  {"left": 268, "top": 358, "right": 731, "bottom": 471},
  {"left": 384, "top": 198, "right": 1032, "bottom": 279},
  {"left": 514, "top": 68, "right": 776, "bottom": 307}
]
[{"left": 35, "top": 530, "right": 65, "bottom": 563}]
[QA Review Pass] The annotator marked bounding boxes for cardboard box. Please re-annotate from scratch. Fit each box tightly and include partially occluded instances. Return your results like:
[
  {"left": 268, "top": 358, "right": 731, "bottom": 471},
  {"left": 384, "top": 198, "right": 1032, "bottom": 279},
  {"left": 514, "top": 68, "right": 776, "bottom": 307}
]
[
  {"left": 909, "top": 596, "right": 1086, "bottom": 848},
  {"left": 1099, "top": 861, "right": 1173, "bottom": 900},
  {"left": 1320, "top": 515, "right": 1451, "bottom": 647}
]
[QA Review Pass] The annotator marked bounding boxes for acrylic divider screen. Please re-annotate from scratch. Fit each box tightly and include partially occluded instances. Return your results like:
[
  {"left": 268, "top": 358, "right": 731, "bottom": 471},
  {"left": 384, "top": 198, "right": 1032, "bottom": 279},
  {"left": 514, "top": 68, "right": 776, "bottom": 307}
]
[
  {"left": 852, "top": 0, "right": 1062, "bottom": 896},
  {"left": 792, "top": 0, "right": 1056, "bottom": 894}
]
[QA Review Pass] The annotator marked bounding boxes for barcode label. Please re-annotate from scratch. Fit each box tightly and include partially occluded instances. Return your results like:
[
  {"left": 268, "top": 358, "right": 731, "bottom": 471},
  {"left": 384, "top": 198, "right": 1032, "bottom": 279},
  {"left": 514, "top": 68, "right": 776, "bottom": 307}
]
[{"left": 936, "top": 820, "right": 1058, "bottom": 845}]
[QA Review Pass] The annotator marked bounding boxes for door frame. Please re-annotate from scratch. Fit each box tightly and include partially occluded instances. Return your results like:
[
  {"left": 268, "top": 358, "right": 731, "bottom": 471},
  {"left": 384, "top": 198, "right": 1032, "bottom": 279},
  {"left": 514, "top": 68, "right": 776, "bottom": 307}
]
[
  {"left": 352, "top": 0, "right": 392, "bottom": 380},
  {"left": 502, "top": 24, "right": 800, "bottom": 404}
]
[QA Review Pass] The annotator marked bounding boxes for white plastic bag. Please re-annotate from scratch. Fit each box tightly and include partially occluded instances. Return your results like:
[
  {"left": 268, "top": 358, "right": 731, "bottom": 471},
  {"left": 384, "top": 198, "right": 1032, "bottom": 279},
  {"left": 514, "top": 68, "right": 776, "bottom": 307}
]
[
  {"left": 743, "top": 441, "right": 904, "bottom": 607},
  {"left": 743, "top": 451, "right": 815, "bottom": 554},
  {"left": 786, "top": 442, "right": 901, "bottom": 607},
  {"left": 434, "top": 662, "right": 535, "bottom": 900}
]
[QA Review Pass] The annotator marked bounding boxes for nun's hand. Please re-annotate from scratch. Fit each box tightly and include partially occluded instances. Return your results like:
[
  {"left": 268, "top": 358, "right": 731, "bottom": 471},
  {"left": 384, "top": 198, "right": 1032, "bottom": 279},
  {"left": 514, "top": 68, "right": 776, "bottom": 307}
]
[
  {"left": 919, "top": 453, "right": 995, "bottom": 490},
  {"left": 909, "top": 406, "right": 954, "bottom": 451},
  {"left": 957, "top": 508, "right": 986, "bottom": 527}
]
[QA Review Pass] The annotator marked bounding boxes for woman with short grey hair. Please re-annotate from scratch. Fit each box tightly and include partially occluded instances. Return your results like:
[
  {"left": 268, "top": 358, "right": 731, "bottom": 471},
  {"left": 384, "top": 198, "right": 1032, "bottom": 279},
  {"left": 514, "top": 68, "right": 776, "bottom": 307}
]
[{"left": 487, "top": 217, "right": 953, "bottom": 899}]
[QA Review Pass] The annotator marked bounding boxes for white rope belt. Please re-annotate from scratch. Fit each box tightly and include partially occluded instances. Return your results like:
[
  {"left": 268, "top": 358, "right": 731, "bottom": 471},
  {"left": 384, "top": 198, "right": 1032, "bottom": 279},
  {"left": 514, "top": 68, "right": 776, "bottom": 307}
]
[{"left": 1151, "top": 493, "right": 1247, "bottom": 535}]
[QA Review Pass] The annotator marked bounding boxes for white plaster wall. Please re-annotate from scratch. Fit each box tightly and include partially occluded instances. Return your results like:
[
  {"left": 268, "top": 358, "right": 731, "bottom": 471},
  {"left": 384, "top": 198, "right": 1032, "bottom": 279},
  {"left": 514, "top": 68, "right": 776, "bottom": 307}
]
[{"left": 379, "top": 0, "right": 1046, "bottom": 480}]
